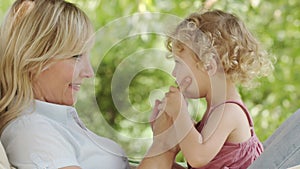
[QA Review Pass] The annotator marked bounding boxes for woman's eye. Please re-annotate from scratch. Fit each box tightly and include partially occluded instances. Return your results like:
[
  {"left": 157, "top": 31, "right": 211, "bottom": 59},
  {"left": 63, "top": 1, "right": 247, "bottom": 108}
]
[
  {"left": 72, "top": 54, "right": 82, "bottom": 61},
  {"left": 72, "top": 54, "right": 82, "bottom": 58}
]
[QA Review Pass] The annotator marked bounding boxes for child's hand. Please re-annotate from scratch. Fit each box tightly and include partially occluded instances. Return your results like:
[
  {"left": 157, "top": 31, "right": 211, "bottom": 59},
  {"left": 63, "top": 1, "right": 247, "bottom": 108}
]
[
  {"left": 149, "top": 99, "right": 165, "bottom": 132},
  {"left": 161, "top": 77, "right": 191, "bottom": 120}
]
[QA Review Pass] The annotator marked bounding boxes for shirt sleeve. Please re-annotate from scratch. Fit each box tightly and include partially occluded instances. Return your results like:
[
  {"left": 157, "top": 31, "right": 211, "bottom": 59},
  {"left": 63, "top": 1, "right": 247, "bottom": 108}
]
[{"left": 1, "top": 114, "right": 80, "bottom": 169}]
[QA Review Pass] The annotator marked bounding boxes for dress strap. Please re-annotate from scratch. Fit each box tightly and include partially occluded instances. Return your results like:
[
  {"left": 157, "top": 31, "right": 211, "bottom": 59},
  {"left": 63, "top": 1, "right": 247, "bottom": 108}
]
[
  {"left": 198, "top": 101, "right": 255, "bottom": 136},
  {"left": 222, "top": 101, "right": 254, "bottom": 136}
]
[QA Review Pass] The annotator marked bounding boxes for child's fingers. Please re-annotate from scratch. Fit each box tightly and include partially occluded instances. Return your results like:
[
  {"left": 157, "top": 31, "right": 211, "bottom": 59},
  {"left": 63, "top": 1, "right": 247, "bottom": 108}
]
[
  {"left": 157, "top": 98, "right": 166, "bottom": 111},
  {"left": 169, "top": 86, "right": 178, "bottom": 92},
  {"left": 149, "top": 100, "right": 161, "bottom": 128},
  {"left": 179, "top": 76, "right": 192, "bottom": 92}
]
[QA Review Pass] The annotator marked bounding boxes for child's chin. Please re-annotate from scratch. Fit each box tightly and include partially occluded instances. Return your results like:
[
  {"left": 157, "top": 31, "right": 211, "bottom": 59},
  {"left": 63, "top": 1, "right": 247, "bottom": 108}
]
[
  {"left": 183, "top": 92, "right": 191, "bottom": 98},
  {"left": 183, "top": 92, "right": 199, "bottom": 99}
]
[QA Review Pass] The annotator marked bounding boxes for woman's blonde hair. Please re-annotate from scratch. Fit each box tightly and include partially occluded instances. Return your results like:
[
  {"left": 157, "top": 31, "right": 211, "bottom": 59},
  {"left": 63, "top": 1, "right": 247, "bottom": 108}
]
[
  {"left": 0, "top": 0, "right": 95, "bottom": 133},
  {"left": 167, "top": 10, "right": 274, "bottom": 87}
]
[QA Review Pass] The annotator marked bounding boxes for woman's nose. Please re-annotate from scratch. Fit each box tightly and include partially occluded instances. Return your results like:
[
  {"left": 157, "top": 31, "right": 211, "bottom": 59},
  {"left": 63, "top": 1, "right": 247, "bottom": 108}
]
[{"left": 81, "top": 59, "right": 94, "bottom": 78}]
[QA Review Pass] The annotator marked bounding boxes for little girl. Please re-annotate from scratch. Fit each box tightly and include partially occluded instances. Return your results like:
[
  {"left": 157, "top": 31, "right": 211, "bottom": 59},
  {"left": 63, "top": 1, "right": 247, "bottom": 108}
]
[{"left": 154, "top": 10, "right": 274, "bottom": 168}]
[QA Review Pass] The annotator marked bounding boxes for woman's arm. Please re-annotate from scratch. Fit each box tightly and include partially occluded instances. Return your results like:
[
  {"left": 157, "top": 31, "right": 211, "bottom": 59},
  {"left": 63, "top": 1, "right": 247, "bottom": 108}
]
[
  {"left": 60, "top": 166, "right": 81, "bottom": 169},
  {"left": 138, "top": 148, "right": 177, "bottom": 169},
  {"left": 138, "top": 100, "right": 181, "bottom": 169}
]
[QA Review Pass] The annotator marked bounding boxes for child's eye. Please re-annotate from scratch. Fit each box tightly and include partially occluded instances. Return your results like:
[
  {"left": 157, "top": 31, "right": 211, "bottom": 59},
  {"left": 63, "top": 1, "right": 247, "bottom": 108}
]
[{"left": 175, "top": 60, "right": 180, "bottom": 64}]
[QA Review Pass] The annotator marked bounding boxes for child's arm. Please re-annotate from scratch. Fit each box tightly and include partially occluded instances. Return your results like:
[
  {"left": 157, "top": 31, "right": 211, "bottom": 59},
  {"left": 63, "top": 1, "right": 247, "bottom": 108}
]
[{"left": 164, "top": 87, "right": 237, "bottom": 168}]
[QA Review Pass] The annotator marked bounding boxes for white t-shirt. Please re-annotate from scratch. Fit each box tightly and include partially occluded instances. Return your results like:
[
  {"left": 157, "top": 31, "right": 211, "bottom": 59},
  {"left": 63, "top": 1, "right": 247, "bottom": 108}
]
[{"left": 1, "top": 100, "right": 129, "bottom": 169}]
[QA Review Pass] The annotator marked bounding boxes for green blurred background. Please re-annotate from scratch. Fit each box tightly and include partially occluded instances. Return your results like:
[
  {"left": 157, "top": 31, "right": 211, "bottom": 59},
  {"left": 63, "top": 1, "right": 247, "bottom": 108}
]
[{"left": 1, "top": 0, "right": 299, "bottom": 163}]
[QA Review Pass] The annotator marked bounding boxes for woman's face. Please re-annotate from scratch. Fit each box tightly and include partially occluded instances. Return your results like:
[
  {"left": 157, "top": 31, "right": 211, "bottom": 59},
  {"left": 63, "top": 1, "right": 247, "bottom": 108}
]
[{"left": 32, "top": 54, "right": 94, "bottom": 106}]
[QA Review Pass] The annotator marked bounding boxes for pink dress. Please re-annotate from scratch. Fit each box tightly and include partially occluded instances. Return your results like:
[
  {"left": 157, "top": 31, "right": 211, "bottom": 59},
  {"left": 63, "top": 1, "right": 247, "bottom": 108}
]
[{"left": 189, "top": 101, "right": 264, "bottom": 169}]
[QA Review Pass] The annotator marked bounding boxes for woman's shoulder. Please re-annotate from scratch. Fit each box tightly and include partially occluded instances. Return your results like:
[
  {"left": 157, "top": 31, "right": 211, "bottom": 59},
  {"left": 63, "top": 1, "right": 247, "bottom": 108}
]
[
  {"left": 1, "top": 113, "right": 59, "bottom": 142},
  {"left": 1, "top": 112, "right": 74, "bottom": 154},
  {"left": 1, "top": 112, "right": 80, "bottom": 169},
  {"left": 5, "top": 112, "right": 52, "bottom": 130}
]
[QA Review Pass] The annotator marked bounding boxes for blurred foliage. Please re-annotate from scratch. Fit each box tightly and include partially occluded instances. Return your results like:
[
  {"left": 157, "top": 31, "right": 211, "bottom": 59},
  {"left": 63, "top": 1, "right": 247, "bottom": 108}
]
[{"left": 1, "top": 0, "right": 299, "bottom": 164}]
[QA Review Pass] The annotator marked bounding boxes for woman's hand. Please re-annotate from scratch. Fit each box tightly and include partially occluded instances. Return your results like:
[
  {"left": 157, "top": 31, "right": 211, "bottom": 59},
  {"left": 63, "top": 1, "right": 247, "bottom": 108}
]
[
  {"left": 139, "top": 106, "right": 178, "bottom": 169},
  {"left": 149, "top": 100, "right": 179, "bottom": 154}
]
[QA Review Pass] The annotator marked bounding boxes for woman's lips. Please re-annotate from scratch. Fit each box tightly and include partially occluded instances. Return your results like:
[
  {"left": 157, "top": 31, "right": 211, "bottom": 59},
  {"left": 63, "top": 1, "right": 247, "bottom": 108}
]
[{"left": 69, "top": 83, "right": 81, "bottom": 91}]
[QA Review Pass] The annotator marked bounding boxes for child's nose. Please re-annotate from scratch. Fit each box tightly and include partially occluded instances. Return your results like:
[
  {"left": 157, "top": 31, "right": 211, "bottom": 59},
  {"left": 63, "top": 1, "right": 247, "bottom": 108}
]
[{"left": 172, "top": 69, "right": 176, "bottom": 77}]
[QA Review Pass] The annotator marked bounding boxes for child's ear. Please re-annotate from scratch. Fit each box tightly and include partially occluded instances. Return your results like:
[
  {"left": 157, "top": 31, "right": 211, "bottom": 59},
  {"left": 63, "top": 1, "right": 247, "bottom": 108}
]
[{"left": 206, "top": 58, "right": 217, "bottom": 76}]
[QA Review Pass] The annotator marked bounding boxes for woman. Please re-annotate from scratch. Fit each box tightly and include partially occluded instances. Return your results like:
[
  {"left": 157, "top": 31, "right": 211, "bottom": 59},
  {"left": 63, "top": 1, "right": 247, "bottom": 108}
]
[{"left": 0, "top": 0, "right": 177, "bottom": 168}]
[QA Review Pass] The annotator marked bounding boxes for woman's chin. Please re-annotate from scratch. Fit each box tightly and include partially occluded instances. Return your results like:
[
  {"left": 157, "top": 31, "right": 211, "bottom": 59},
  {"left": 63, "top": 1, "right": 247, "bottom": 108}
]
[{"left": 62, "top": 97, "right": 77, "bottom": 106}]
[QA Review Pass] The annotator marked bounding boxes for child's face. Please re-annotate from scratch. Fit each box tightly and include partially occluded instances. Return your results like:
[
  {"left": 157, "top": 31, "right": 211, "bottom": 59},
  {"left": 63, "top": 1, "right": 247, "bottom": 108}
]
[{"left": 171, "top": 45, "right": 210, "bottom": 99}]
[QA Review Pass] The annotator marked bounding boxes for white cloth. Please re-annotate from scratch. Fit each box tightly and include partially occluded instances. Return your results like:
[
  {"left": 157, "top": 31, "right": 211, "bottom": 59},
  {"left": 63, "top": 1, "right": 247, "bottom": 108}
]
[
  {"left": 1, "top": 100, "right": 129, "bottom": 169},
  {"left": 0, "top": 141, "right": 10, "bottom": 169}
]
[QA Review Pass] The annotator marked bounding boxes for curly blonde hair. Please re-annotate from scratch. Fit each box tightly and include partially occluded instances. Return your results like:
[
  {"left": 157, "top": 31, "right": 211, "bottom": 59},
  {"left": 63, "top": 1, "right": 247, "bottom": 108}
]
[
  {"left": 167, "top": 10, "right": 274, "bottom": 87},
  {"left": 0, "top": 0, "right": 94, "bottom": 133}
]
